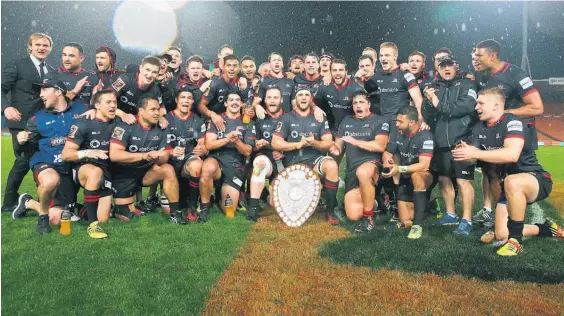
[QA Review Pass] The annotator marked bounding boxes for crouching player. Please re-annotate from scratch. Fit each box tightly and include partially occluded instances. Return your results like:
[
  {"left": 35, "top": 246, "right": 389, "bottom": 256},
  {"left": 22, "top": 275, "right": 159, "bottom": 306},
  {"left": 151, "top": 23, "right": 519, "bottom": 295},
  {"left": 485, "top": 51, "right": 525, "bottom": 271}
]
[
  {"left": 61, "top": 90, "right": 117, "bottom": 238},
  {"left": 247, "top": 87, "right": 286, "bottom": 221},
  {"left": 329, "top": 91, "right": 389, "bottom": 232},
  {"left": 165, "top": 87, "right": 207, "bottom": 222},
  {"left": 452, "top": 87, "right": 563, "bottom": 256},
  {"left": 383, "top": 106, "right": 436, "bottom": 239},
  {"left": 109, "top": 96, "right": 184, "bottom": 224}
]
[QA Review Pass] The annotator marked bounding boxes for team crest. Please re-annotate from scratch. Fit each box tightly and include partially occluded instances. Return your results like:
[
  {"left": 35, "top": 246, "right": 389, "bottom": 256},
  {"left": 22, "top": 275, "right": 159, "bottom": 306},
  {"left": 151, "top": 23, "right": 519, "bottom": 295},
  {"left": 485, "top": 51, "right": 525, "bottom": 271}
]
[
  {"left": 111, "top": 127, "right": 125, "bottom": 140},
  {"left": 112, "top": 78, "right": 126, "bottom": 92},
  {"left": 68, "top": 125, "right": 78, "bottom": 138},
  {"left": 275, "top": 121, "right": 283, "bottom": 133}
]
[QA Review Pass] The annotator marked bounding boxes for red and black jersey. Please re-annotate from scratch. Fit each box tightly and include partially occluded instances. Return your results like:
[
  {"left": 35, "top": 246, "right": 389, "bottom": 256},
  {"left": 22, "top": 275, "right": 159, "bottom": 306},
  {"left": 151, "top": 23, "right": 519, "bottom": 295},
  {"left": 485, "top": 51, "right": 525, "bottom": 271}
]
[
  {"left": 255, "top": 111, "right": 285, "bottom": 160},
  {"left": 201, "top": 75, "right": 249, "bottom": 115},
  {"left": 164, "top": 111, "right": 206, "bottom": 159},
  {"left": 273, "top": 110, "right": 331, "bottom": 166},
  {"left": 66, "top": 117, "right": 118, "bottom": 167},
  {"left": 469, "top": 113, "right": 544, "bottom": 175},
  {"left": 109, "top": 120, "right": 169, "bottom": 169},
  {"left": 364, "top": 67, "right": 417, "bottom": 117},
  {"left": 337, "top": 114, "right": 389, "bottom": 172},
  {"left": 111, "top": 72, "right": 162, "bottom": 115},
  {"left": 293, "top": 73, "right": 323, "bottom": 96},
  {"left": 387, "top": 127, "right": 435, "bottom": 178},
  {"left": 314, "top": 78, "right": 365, "bottom": 131},
  {"left": 207, "top": 113, "right": 256, "bottom": 166},
  {"left": 257, "top": 75, "right": 295, "bottom": 113}
]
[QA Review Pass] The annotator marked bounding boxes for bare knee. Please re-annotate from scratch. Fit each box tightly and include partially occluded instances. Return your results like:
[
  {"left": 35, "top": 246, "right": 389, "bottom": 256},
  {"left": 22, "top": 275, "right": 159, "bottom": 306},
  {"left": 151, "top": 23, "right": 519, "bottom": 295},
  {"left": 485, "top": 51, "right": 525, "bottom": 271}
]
[
  {"left": 40, "top": 172, "right": 60, "bottom": 190},
  {"left": 504, "top": 176, "right": 521, "bottom": 195},
  {"left": 411, "top": 172, "right": 426, "bottom": 189},
  {"left": 85, "top": 167, "right": 103, "bottom": 187},
  {"left": 202, "top": 162, "right": 218, "bottom": 178},
  {"left": 322, "top": 159, "right": 338, "bottom": 177},
  {"left": 356, "top": 166, "right": 374, "bottom": 184},
  {"left": 186, "top": 160, "right": 203, "bottom": 176}
]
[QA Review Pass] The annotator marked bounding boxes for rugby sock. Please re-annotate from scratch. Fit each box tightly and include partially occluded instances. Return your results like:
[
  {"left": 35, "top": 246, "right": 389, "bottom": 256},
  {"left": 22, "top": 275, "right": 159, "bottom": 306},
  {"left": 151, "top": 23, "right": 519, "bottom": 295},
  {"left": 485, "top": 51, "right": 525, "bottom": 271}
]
[
  {"left": 363, "top": 208, "right": 374, "bottom": 218},
  {"left": 248, "top": 198, "right": 260, "bottom": 210},
  {"left": 188, "top": 176, "right": 200, "bottom": 209},
  {"left": 413, "top": 190, "right": 427, "bottom": 225},
  {"left": 169, "top": 202, "right": 180, "bottom": 215},
  {"left": 535, "top": 223, "right": 553, "bottom": 237},
  {"left": 324, "top": 180, "right": 339, "bottom": 215},
  {"left": 83, "top": 189, "right": 100, "bottom": 224},
  {"left": 507, "top": 218, "right": 524, "bottom": 243},
  {"left": 200, "top": 202, "right": 210, "bottom": 211}
]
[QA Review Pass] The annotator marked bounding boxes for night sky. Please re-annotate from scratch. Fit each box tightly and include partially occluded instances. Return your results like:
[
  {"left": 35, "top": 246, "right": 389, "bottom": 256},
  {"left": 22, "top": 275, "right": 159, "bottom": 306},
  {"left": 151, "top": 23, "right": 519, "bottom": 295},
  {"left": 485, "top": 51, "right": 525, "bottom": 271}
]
[{"left": 1, "top": 1, "right": 563, "bottom": 78}]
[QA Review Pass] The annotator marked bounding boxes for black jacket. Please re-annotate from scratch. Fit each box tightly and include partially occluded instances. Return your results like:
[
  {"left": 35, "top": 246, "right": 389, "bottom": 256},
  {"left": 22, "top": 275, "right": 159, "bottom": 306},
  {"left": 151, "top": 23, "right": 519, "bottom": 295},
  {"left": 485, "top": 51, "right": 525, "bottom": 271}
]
[
  {"left": 422, "top": 72, "right": 478, "bottom": 149},
  {"left": 1, "top": 56, "right": 55, "bottom": 129}
]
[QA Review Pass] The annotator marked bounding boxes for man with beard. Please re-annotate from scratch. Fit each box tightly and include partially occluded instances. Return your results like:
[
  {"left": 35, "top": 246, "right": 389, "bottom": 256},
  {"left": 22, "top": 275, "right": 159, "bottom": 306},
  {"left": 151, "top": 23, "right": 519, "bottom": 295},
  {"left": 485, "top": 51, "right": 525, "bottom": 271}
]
[
  {"left": 354, "top": 54, "right": 379, "bottom": 115},
  {"left": 421, "top": 56, "right": 478, "bottom": 236},
  {"left": 52, "top": 42, "right": 98, "bottom": 106},
  {"left": 258, "top": 62, "right": 272, "bottom": 78},
  {"left": 199, "top": 54, "right": 249, "bottom": 131},
  {"left": 288, "top": 55, "right": 304, "bottom": 76},
  {"left": 1, "top": 33, "right": 55, "bottom": 212},
  {"left": 90, "top": 46, "right": 124, "bottom": 89},
  {"left": 111, "top": 56, "right": 164, "bottom": 124},
  {"left": 254, "top": 52, "right": 295, "bottom": 116},
  {"left": 329, "top": 91, "right": 389, "bottom": 233},
  {"left": 362, "top": 47, "right": 379, "bottom": 72},
  {"left": 314, "top": 59, "right": 364, "bottom": 134},
  {"left": 166, "top": 46, "right": 183, "bottom": 79},
  {"left": 12, "top": 79, "right": 87, "bottom": 234},
  {"left": 247, "top": 87, "right": 286, "bottom": 222},
  {"left": 319, "top": 52, "right": 334, "bottom": 81},
  {"left": 241, "top": 56, "right": 259, "bottom": 91},
  {"left": 57, "top": 90, "right": 118, "bottom": 238},
  {"left": 175, "top": 55, "right": 209, "bottom": 110},
  {"left": 383, "top": 106, "right": 436, "bottom": 239},
  {"left": 271, "top": 87, "right": 340, "bottom": 225},
  {"left": 293, "top": 53, "right": 324, "bottom": 97},
  {"left": 109, "top": 96, "right": 184, "bottom": 224},
  {"left": 165, "top": 87, "right": 207, "bottom": 222},
  {"left": 452, "top": 87, "right": 561, "bottom": 256},
  {"left": 198, "top": 91, "right": 256, "bottom": 222}
]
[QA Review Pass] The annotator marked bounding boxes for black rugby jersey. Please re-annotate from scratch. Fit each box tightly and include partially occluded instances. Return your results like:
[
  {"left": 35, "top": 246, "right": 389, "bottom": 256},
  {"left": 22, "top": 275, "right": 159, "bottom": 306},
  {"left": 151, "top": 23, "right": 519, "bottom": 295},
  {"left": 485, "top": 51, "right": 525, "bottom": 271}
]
[
  {"left": 337, "top": 114, "right": 389, "bottom": 172},
  {"left": 364, "top": 67, "right": 418, "bottom": 117},
  {"left": 293, "top": 73, "right": 323, "bottom": 96},
  {"left": 112, "top": 72, "right": 162, "bottom": 115},
  {"left": 256, "top": 75, "right": 295, "bottom": 113},
  {"left": 207, "top": 113, "right": 256, "bottom": 166},
  {"left": 51, "top": 68, "right": 98, "bottom": 105},
  {"left": 164, "top": 110, "right": 206, "bottom": 158},
  {"left": 314, "top": 78, "right": 364, "bottom": 130},
  {"left": 273, "top": 110, "right": 331, "bottom": 166},
  {"left": 387, "top": 128, "right": 435, "bottom": 178},
  {"left": 201, "top": 75, "right": 249, "bottom": 114},
  {"left": 66, "top": 117, "right": 117, "bottom": 167},
  {"left": 255, "top": 111, "right": 285, "bottom": 159}
]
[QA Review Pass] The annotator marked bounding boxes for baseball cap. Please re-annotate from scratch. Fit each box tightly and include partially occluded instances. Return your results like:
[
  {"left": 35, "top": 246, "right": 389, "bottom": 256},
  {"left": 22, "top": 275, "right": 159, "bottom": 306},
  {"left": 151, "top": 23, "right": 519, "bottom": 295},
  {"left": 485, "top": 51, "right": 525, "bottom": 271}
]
[
  {"left": 33, "top": 78, "right": 67, "bottom": 94},
  {"left": 437, "top": 56, "right": 456, "bottom": 66}
]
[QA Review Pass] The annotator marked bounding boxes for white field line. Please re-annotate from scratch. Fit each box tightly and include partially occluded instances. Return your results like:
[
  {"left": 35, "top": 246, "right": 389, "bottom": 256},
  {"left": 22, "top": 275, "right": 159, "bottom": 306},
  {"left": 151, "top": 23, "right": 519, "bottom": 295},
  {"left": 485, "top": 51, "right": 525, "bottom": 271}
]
[{"left": 475, "top": 168, "right": 545, "bottom": 223}]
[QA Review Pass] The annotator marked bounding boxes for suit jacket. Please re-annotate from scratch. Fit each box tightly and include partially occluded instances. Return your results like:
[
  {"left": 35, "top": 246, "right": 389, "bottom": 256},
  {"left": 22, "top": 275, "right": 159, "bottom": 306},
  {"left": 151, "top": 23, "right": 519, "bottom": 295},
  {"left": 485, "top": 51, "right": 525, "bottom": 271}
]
[{"left": 1, "top": 56, "right": 55, "bottom": 129}]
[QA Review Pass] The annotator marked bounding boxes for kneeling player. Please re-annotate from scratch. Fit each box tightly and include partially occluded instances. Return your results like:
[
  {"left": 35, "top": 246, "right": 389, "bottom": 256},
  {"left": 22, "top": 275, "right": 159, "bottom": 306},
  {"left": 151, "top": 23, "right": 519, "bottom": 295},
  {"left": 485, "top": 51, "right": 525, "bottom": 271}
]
[
  {"left": 61, "top": 90, "right": 118, "bottom": 238},
  {"left": 271, "top": 87, "right": 340, "bottom": 225},
  {"left": 452, "top": 87, "right": 563, "bottom": 256},
  {"left": 383, "top": 106, "right": 436, "bottom": 239},
  {"left": 109, "top": 96, "right": 185, "bottom": 224},
  {"left": 198, "top": 91, "right": 255, "bottom": 222},
  {"left": 165, "top": 87, "right": 208, "bottom": 221},
  {"left": 248, "top": 87, "right": 286, "bottom": 221},
  {"left": 329, "top": 91, "right": 389, "bottom": 232}
]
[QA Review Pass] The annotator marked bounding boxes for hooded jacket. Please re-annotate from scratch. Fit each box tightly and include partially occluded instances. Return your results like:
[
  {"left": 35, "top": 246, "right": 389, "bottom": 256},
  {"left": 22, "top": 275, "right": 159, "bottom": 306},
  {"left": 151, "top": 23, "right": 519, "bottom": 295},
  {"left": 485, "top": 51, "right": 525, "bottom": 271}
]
[
  {"left": 422, "top": 71, "right": 478, "bottom": 149},
  {"left": 89, "top": 46, "right": 124, "bottom": 88}
]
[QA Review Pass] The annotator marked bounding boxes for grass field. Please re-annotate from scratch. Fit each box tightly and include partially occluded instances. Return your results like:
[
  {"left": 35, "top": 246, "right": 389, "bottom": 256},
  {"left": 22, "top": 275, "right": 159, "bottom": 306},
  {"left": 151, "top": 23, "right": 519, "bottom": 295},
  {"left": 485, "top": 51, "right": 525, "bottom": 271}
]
[{"left": 2, "top": 136, "right": 563, "bottom": 314}]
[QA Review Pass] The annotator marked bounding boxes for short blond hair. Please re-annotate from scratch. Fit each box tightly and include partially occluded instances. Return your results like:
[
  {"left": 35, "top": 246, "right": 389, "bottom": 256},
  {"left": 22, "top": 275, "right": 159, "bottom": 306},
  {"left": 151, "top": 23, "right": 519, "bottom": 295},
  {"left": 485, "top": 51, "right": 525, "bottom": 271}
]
[
  {"left": 380, "top": 42, "right": 398, "bottom": 55},
  {"left": 27, "top": 33, "right": 53, "bottom": 54},
  {"left": 479, "top": 86, "right": 506, "bottom": 103}
]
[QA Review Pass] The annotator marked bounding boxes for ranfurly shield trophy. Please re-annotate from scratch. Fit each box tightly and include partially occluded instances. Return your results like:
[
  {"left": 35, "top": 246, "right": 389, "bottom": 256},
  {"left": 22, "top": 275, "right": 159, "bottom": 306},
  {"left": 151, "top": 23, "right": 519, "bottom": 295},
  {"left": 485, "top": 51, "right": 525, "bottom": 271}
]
[{"left": 272, "top": 164, "right": 322, "bottom": 227}]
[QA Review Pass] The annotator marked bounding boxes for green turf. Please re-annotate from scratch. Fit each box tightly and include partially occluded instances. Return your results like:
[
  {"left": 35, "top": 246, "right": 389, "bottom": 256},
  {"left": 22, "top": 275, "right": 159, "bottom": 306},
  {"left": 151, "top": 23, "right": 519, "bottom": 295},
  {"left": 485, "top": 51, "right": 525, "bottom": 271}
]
[
  {"left": 322, "top": 146, "right": 564, "bottom": 284},
  {"left": 1, "top": 136, "right": 252, "bottom": 315}
]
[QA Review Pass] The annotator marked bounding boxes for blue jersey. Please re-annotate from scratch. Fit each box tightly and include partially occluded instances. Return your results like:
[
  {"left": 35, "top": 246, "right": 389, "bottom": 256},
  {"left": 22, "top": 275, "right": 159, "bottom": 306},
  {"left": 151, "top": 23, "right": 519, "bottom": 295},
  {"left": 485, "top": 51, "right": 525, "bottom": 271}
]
[{"left": 27, "top": 101, "right": 87, "bottom": 171}]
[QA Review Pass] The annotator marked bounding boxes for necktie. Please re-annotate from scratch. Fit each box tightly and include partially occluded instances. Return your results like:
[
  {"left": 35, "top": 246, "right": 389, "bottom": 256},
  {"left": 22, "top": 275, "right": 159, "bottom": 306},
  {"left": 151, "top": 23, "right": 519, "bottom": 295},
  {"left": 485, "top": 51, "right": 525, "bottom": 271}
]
[{"left": 39, "top": 62, "right": 45, "bottom": 79}]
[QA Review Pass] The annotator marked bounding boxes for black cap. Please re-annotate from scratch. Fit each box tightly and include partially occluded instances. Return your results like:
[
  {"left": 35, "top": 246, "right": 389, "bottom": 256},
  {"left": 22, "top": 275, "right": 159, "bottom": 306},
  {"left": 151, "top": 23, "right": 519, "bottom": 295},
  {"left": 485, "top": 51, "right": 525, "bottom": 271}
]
[
  {"left": 158, "top": 53, "right": 173, "bottom": 63},
  {"left": 295, "top": 86, "right": 312, "bottom": 95},
  {"left": 437, "top": 56, "right": 456, "bottom": 66},
  {"left": 320, "top": 52, "right": 334, "bottom": 61},
  {"left": 33, "top": 78, "right": 67, "bottom": 94}
]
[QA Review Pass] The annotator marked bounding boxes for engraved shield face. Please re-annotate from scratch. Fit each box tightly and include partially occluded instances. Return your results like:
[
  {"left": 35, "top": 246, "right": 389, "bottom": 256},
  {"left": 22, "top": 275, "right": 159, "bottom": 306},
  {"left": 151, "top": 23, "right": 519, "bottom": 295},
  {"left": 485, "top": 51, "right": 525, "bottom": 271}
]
[{"left": 272, "top": 164, "right": 322, "bottom": 227}]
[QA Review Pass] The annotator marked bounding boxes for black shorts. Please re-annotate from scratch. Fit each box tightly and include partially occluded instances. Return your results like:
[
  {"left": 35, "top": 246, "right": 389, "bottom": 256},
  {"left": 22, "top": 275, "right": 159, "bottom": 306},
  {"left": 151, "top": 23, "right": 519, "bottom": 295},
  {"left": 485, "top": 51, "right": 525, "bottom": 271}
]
[
  {"left": 32, "top": 163, "right": 76, "bottom": 208},
  {"left": 73, "top": 163, "right": 113, "bottom": 193},
  {"left": 296, "top": 155, "right": 332, "bottom": 177},
  {"left": 170, "top": 156, "right": 202, "bottom": 176},
  {"left": 435, "top": 149, "right": 475, "bottom": 180},
  {"left": 111, "top": 165, "right": 152, "bottom": 198},
  {"left": 214, "top": 157, "right": 245, "bottom": 191},
  {"left": 396, "top": 172, "right": 438, "bottom": 203},
  {"left": 344, "top": 160, "right": 382, "bottom": 194},
  {"left": 498, "top": 171, "right": 553, "bottom": 205}
]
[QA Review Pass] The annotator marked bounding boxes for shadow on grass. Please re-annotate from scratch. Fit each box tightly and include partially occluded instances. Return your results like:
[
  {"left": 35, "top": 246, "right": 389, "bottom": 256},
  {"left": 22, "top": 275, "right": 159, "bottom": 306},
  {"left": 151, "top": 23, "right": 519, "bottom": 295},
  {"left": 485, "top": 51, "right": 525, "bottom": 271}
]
[{"left": 319, "top": 214, "right": 564, "bottom": 284}]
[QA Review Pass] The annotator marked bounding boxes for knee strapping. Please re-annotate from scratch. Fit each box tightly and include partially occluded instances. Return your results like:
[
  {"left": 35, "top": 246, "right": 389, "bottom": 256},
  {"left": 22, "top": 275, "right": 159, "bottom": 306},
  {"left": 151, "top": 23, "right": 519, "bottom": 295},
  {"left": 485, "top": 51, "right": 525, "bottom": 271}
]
[{"left": 252, "top": 156, "right": 272, "bottom": 180}]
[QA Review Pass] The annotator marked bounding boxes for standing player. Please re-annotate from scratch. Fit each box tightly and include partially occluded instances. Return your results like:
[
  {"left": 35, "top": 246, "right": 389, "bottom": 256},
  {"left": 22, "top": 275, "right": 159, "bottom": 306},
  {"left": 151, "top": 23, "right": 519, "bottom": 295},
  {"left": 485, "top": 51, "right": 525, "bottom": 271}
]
[
  {"left": 383, "top": 106, "right": 436, "bottom": 239},
  {"left": 198, "top": 54, "right": 249, "bottom": 131},
  {"left": 354, "top": 54, "right": 379, "bottom": 115},
  {"left": 11, "top": 79, "right": 87, "bottom": 233},
  {"left": 452, "top": 87, "right": 562, "bottom": 256},
  {"left": 406, "top": 51, "right": 432, "bottom": 92},
  {"left": 319, "top": 52, "right": 334, "bottom": 80},
  {"left": 247, "top": 87, "right": 286, "bottom": 222},
  {"left": 253, "top": 52, "right": 295, "bottom": 116},
  {"left": 54, "top": 42, "right": 98, "bottom": 106},
  {"left": 166, "top": 46, "right": 183, "bottom": 79},
  {"left": 271, "top": 87, "right": 340, "bottom": 225},
  {"left": 91, "top": 46, "right": 124, "bottom": 88},
  {"left": 165, "top": 87, "right": 208, "bottom": 221},
  {"left": 108, "top": 96, "right": 184, "bottom": 224},
  {"left": 288, "top": 55, "right": 304, "bottom": 76},
  {"left": 198, "top": 91, "right": 255, "bottom": 222},
  {"left": 329, "top": 91, "right": 389, "bottom": 232},
  {"left": 293, "top": 53, "right": 324, "bottom": 97},
  {"left": 59, "top": 90, "right": 118, "bottom": 239},
  {"left": 421, "top": 56, "right": 478, "bottom": 235}
]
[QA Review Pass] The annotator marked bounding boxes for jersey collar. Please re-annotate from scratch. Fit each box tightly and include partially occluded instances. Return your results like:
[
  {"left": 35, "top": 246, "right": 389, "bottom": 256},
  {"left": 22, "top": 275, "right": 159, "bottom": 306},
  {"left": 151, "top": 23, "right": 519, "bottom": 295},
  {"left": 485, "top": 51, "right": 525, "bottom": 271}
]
[
  {"left": 487, "top": 113, "right": 505, "bottom": 127},
  {"left": 333, "top": 77, "right": 350, "bottom": 90},
  {"left": 173, "top": 109, "right": 192, "bottom": 121},
  {"left": 304, "top": 73, "right": 321, "bottom": 81}
]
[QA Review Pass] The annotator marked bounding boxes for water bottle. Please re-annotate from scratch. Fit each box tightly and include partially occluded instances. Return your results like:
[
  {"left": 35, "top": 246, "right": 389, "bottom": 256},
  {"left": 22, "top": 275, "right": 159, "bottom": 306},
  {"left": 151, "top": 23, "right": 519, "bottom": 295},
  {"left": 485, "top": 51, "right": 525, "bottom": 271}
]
[
  {"left": 224, "top": 193, "right": 235, "bottom": 218},
  {"left": 60, "top": 210, "right": 71, "bottom": 235},
  {"left": 177, "top": 137, "right": 187, "bottom": 161},
  {"left": 242, "top": 100, "right": 252, "bottom": 124}
]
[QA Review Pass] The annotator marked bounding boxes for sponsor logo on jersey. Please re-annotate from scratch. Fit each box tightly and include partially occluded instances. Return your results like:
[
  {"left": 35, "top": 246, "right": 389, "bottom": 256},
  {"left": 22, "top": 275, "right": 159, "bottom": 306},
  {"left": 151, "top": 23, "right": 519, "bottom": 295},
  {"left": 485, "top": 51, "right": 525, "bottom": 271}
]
[
  {"left": 519, "top": 77, "right": 533, "bottom": 90},
  {"left": 404, "top": 73, "right": 416, "bottom": 82},
  {"left": 507, "top": 120, "right": 523, "bottom": 132},
  {"left": 422, "top": 140, "right": 434, "bottom": 150},
  {"left": 50, "top": 137, "right": 66, "bottom": 146}
]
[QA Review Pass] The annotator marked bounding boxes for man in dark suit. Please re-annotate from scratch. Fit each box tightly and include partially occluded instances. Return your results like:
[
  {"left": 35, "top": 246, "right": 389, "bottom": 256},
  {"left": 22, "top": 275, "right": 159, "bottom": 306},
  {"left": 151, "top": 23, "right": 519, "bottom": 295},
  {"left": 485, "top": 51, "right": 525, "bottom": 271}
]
[{"left": 1, "top": 32, "right": 55, "bottom": 211}]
